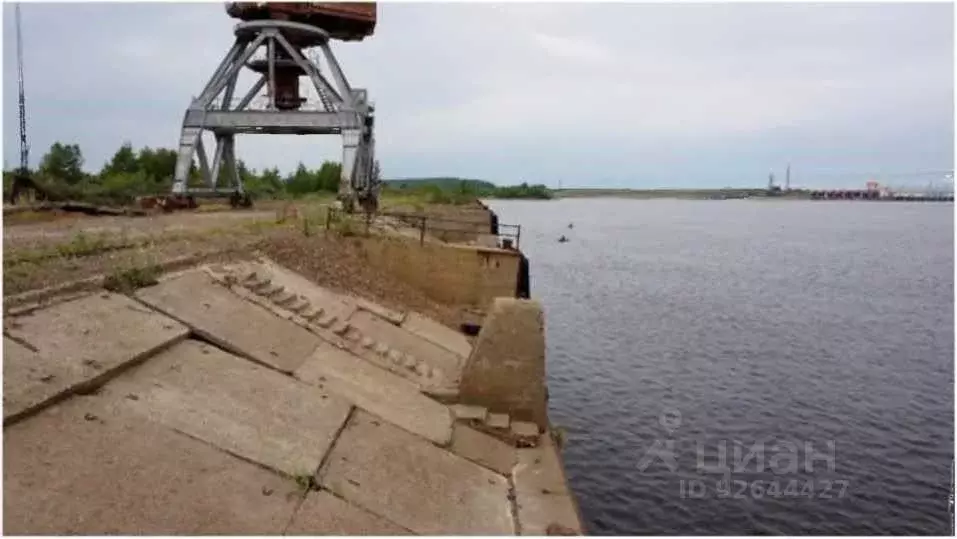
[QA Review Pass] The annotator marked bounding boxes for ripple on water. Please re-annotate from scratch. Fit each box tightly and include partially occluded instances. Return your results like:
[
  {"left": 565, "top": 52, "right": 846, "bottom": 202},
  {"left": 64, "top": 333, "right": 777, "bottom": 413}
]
[{"left": 490, "top": 199, "right": 954, "bottom": 535}]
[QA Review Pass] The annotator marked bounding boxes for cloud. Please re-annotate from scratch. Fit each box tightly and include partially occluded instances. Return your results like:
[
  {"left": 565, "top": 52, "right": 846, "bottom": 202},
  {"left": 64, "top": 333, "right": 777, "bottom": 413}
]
[{"left": 2, "top": 2, "right": 952, "bottom": 188}]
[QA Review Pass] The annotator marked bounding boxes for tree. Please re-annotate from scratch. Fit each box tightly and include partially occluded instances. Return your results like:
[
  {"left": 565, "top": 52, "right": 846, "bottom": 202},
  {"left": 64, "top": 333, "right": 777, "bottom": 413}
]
[
  {"left": 136, "top": 146, "right": 178, "bottom": 183},
  {"left": 38, "top": 142, "right": 85, "bottom": 185},
  {"left": 316, "top": 160, "right": 341, "bottom": 192},
  {"left": 100, "top": 141, "right": 139, "bottom": 178},
  {"left": 286, "top": 162, "right": 316, "bottom": 195}
]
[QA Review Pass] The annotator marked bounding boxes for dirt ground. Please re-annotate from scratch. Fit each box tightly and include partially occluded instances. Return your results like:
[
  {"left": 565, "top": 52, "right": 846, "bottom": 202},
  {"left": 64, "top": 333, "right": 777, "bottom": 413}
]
[{"left": 3, "top": 205, "right": 474, "bottom": 329}]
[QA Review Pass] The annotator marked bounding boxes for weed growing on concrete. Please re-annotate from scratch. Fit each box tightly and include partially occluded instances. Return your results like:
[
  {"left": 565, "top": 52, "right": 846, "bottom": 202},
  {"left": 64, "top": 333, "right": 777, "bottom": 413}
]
[
  {"left": 288, "top": 473, "right": 319, "bottom": 500},
  {"left": 103, "top": 264, "right": 162, "bottom": 294},
  {"left": 551, "top": 426, "right": 568, "bottom": 450}
]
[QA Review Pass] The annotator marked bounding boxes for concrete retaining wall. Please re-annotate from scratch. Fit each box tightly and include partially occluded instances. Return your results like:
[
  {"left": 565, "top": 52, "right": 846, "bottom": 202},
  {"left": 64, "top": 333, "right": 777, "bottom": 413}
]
[{"left": 358, "top": 236, "right": 522, "bottom": 308}]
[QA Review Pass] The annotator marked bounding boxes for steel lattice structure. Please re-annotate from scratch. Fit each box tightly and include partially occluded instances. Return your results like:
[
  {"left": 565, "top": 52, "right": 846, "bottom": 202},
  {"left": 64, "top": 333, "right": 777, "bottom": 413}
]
[{"left": 171, "top": 19, "right": 377, "bottom": 212}]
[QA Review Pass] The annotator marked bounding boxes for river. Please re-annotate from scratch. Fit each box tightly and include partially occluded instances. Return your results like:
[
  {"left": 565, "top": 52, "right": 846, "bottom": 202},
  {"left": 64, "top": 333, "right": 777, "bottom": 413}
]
[{"left": 486, "top": 198, "right": 954, "bottom": 535}]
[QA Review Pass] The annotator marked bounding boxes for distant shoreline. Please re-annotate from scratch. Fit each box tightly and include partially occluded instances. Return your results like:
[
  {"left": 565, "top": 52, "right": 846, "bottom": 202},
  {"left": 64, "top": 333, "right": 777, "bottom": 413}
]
[{"left": 550, "top": 188, "right": 809, "bottom": 200}]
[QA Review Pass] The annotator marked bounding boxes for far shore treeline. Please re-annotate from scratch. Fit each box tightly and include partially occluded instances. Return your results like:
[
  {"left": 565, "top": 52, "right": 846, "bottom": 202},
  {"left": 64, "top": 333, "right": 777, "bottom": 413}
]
[{"left": 1, "top": 141, "right": 554, "bottom": 206}]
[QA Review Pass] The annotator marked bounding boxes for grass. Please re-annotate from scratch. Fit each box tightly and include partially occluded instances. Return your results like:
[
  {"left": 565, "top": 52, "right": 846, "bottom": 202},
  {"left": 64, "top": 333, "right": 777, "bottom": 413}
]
[
  {"left": 102, "top": 264, "right": 162, "bottom": 294},
  {"left": 5, "top": 231, "right": 135, "bottom": 265}
]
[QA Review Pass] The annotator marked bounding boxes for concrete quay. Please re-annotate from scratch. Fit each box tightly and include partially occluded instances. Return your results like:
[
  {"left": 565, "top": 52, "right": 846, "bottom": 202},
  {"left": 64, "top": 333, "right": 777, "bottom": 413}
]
[{"left": 3, "top": 257, "right": 583, "bottom": 535}]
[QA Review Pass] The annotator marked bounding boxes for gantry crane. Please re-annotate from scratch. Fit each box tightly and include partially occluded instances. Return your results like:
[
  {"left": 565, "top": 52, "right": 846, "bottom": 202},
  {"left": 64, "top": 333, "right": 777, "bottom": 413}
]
[{"left": 165, "top": 2, "right": 379, "bottom": 213}]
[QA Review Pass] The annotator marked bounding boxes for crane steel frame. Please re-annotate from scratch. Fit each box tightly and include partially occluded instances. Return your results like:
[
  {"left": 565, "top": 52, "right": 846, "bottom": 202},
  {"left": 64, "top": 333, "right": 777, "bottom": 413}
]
[{"left": 171, "top": 19, "right": 377, "bottom": 213}]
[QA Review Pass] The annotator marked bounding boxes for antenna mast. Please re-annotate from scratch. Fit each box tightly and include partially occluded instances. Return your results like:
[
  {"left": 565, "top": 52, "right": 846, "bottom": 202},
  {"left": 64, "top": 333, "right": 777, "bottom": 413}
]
[{"left": 16, "top": 3, "right": 29, "bottom": 174}]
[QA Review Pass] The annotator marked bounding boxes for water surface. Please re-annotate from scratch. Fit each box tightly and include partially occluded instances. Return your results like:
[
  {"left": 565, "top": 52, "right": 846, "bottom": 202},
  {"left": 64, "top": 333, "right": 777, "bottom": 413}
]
[{"left": 487, "top": 198, "right": 954, "bottom": 535}]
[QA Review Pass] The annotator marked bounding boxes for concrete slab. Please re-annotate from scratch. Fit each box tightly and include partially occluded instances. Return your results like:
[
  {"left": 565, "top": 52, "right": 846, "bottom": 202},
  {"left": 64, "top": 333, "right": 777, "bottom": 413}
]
[
  {"left": 514, "top": 434, "right": 572, "bottom": 496},
  {"left": 319, "top": 410, "right": 515, "bottom": 535},
  {"left": 285, "top": 490, "right": 411, "bottom": 535},
  {"left": 515, "top": 491, "right": 583, "bottom": 536},
  {"left": 102, "top": 339, "right": 353, "bottom": 476},
  {"left": 449, "top": 424, "right": 516, "bottom": 476},
  {"left": 402, "top": 311, "right": 473, "bottom": 359},
  {"left": 513, "top": 434, "right": 583, "bottom": 534},
  {"left": 136, "top": 270, "right": 322, "bottom": 374},
  {"left": 3, "top": 292, "right": 188, "bottom": 424},
  {"left": 295, "top": 341, "right": 453, "bottom": 446},
  {"left": 347, "top": 309, "right": 464, "bottom": 386},
  {"left": 3, "top": 395, "right": 299, "bottom": 535}
]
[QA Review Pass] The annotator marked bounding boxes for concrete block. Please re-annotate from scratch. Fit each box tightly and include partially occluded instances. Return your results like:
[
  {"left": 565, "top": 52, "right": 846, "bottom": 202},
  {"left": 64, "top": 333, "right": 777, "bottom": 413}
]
[
  {"left": 3, "top": 293, "right": 188, "bottom": 424},
  {"left": 3, "top": 395, "right": 299, "bottom": 535},
  {"left": 459, "top": 297, "right": 548, "bottom": 428},
  {"left": 487, "top": 412, "right": 510, "bottom": 430},
  {"left": 136, "top": 270, "right": 322, "bottom": 374},
  {"left": 103, "top": 340, "right": 352, "bottom": 476},
  {"left": 347, "top": 309, "right": 464, "bottom": 387},
  {"left": 512, "top": 421, "right": 542, "bottom": 447},
  {"left": 401, "top": 312, "right": 473, "bottom": 359},
  {"left": 285, "top": 490, "right": 411, "bottom": 535},
  {"left": 294, "top": 342, "right": 453, "bottom": 446},
  {"left": 319, "top": 410, "right": 514, "bottom": 535},
  {"left": 451, "top": 403, "right": 488, "bottom": 422},
  {"left": 449, "top": 424, "right": 516, "bottom": 476}
]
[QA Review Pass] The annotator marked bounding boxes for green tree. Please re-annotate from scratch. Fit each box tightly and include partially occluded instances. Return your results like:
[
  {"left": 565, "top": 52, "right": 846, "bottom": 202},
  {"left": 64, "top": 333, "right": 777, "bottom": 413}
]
[
  {"left": 100, "top": 141, "right": 139, "bottom": 178},
  {"left": 286, "top": 162, "right": 316, "bottom": 195},
  {"left": 39, "top": 142, "right": 85, "bottom": 185},
  {"left": 136, "top": 146, "right": 178, "bottom": 183},
  {"left": 315, "top": 160, "right": 341, "bottom": 192}
]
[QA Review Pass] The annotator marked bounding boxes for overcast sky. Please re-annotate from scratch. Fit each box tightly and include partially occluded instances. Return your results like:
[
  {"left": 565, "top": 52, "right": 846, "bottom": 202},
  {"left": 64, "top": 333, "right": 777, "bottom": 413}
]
[{"left": 2, "top": 2, "right": 954, "bottom": 188}]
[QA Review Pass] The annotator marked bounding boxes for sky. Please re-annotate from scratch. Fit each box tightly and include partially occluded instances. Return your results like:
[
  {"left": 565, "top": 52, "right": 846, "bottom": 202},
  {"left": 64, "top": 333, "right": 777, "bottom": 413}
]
[{"left": 1, "top": 1, "right": 954, "bottom": 189}]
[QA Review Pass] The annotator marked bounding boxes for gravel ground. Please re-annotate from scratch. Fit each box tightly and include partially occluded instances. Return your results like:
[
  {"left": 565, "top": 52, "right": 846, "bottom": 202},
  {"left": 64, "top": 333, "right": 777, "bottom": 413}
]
[{"left": 3, "top": 209, "right": 474, "bottom": 329}]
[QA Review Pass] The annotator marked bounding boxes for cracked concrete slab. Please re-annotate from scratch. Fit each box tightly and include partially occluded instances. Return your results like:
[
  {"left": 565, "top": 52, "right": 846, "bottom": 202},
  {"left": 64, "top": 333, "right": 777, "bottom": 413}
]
[
  {"left": 295, "top": 341, "right": 453, "bottom": 446},
  {"left": 3, "top": 394, "right": 299, "bottom": 535},
  {"left": 101, "top": 339, "right": 353, "bottom": 476},
  {"left": 285, "top": 490, "right": 411, "bottom": 535},
  {"left": 3, "top": 292, "right": 188, "bottom": 424},
  {"left": 319, "top": 410, "right": 514, "bottom": 535},
  {"left": 136, "top": 270, "right": 322, "bottom": 373}
]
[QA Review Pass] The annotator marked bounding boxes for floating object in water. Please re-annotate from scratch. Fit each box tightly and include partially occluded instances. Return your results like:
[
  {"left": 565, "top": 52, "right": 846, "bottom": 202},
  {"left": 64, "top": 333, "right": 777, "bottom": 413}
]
[
  {"left": 568, "top": 222, "right": 574, "bottom": 229},
  {"left": 558, "top": 235, "right": 569, "bottom": 243}
]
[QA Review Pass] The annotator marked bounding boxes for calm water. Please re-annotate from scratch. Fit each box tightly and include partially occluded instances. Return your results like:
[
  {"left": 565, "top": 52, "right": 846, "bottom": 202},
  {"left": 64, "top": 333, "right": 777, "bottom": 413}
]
[{"left": 486, "top": 199, "right": 954, "bottom": 535}]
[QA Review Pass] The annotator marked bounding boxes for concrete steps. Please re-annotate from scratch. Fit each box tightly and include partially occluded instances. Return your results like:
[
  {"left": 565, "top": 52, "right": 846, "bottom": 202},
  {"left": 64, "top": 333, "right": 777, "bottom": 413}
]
[
  {"left": 451, "top": 404, "right": 542, "bottom": 448},
  {"left": 209, "top": 263, "right": 460, "bottom": 399}
]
